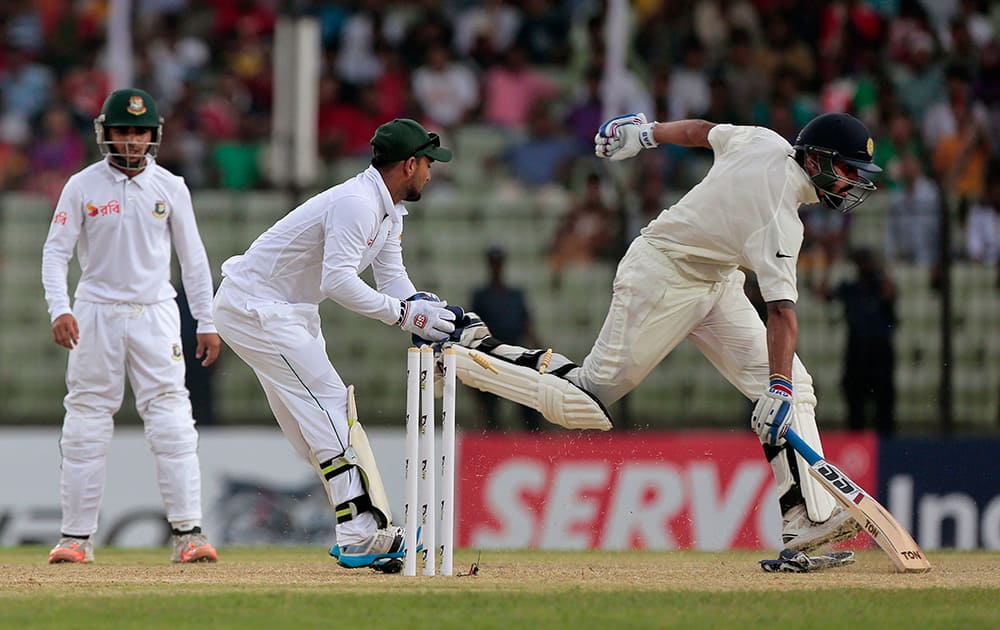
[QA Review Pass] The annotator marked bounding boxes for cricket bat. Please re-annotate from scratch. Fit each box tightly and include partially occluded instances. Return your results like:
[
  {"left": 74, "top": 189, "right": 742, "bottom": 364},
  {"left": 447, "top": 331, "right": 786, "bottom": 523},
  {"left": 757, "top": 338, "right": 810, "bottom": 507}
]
[{"left": 784, "top": 428, "right": 931, "bottom": 573}]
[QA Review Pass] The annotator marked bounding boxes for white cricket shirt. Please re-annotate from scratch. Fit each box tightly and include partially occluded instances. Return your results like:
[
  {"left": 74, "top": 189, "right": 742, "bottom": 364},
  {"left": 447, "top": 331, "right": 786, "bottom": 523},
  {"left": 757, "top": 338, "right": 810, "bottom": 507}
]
[
  {"left": 220, "top": 165, "right": 417, "bottom": 325},
  {"left": 41, "top": 156, "right": 217, "bottom": 332},
  {"left": 642, "top": 124, "right": 819, "bottom": 303}
]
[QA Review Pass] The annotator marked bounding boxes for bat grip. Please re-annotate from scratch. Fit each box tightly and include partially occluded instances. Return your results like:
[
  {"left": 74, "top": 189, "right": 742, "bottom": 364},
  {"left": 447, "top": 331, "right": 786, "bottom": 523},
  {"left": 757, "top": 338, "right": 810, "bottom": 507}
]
[{"left": 783, "top": 428, "right": 821, "bottom": 466}]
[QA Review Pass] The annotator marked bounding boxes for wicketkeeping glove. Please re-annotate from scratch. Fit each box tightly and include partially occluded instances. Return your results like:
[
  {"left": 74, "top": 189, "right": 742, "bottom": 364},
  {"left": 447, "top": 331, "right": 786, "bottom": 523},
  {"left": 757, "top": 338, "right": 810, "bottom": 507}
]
[
  {"left": 411, "top": 305, "right": 467, "bottom": 347},
  {"left": 398, "top": 293, "right": 456, "bottom": 343},
  {"left": 751, "top": 374, "right": 794, "bottom": 445},
  {"left": 594, "top": 112, "right": 658, "bottom": 161}
]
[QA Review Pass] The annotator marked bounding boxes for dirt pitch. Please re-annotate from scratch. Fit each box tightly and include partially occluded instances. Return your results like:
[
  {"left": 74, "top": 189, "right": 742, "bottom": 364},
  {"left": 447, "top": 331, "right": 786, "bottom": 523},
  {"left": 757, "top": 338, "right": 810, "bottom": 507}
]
[{"left": 3, "top": 548, "right": 998, "bottom": 595}]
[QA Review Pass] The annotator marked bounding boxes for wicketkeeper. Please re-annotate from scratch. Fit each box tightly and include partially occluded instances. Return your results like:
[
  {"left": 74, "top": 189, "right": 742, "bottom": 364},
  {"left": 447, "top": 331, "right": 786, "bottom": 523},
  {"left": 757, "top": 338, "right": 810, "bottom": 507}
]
[{"left": 213, "top": 119, "right": 457, "bottom": 571}]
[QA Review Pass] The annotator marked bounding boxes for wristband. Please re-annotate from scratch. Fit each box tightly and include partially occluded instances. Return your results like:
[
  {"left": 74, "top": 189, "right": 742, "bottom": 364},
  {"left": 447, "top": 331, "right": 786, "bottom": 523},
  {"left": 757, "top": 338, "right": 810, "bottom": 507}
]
[
  {"left": 768, "top": 373, "right": 793, "bottom": 397},
  {"left": 638, "top": 122, "right": 658, "bottom": 148}
]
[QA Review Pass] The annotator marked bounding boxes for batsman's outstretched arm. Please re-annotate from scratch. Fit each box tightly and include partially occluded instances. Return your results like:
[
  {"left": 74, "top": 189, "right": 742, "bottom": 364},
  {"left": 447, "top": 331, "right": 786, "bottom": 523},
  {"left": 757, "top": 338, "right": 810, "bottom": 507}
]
[
  {"left": 595, "top": 113, "right": 716, "bottom": 161},
  {"left": 649, "top": 119, "right": 716, "bottom": 149}
]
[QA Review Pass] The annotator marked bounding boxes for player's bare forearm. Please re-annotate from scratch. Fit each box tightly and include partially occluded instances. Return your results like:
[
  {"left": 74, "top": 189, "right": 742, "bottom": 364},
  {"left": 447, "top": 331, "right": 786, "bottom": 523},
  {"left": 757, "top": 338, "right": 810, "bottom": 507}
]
[
  {"left": 652, "top": 120, "right": 715, "bottom": 149},
  {"left": 765, "top": 300, "right": 797, "bottom": 378},
  {"left": 196, "top": 332, "right": 222, "bottom": 367}
]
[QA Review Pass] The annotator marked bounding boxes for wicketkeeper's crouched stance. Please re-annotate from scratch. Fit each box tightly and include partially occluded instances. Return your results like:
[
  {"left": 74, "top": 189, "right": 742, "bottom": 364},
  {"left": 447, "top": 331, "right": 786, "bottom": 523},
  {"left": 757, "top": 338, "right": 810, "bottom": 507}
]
[{"left": 214, "top": 119, "right": 458, "bottom": 572}]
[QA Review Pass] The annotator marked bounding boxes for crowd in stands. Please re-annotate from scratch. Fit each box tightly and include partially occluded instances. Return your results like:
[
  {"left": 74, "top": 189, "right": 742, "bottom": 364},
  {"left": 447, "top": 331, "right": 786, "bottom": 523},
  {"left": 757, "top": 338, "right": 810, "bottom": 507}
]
[{"left": 1, "top": 0, "right": 998, "bottom": 272}]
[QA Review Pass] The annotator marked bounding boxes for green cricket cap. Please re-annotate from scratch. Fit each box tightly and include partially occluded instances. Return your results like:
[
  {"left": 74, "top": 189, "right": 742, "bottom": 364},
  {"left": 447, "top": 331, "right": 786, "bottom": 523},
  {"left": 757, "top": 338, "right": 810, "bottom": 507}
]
[
  {"left": 371, "top": 118, "right": 452, "bottom": 163},
  {"left": 99, "top": 88, "right": 160, "bottom": 128}
]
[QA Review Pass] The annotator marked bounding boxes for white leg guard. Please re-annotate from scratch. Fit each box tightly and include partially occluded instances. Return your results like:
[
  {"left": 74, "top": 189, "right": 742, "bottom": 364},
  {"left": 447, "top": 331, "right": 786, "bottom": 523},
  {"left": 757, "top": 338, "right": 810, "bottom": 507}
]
[
  {"left": 316, "top": 386, "right": 393, "bottom": 528},
  {"left": 790, "top": 395, "right": 836, "bottom": 522},
  {"left": 763, "top": 371, "right": 836, "bottom": 523},
  {"left": 451, "top": 344, "right": 612, "bottom": 431}
]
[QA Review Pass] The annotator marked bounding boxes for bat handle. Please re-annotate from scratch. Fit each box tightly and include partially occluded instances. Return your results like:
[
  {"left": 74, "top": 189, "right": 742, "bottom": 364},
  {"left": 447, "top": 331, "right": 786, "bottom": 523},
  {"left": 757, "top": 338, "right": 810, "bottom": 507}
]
[{"left": 783, "top": 428, "right": 822, "bottom": 466}]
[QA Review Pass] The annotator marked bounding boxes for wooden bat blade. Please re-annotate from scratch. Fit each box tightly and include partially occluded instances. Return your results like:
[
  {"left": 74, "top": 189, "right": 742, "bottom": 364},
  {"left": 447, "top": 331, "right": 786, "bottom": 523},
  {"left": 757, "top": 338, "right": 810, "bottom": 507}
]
[{"left": 785, "top": 429, "right": 931, "bottom": 573}]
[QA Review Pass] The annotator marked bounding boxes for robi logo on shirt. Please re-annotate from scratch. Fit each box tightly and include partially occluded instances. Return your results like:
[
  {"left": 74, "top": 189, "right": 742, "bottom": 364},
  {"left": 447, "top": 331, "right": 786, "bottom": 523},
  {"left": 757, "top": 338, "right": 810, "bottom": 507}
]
[
  {"left": 414, "top": 314, "right": 427, "bottom": 329},
  {"left": 87, "top": 200, "right": 121, "bottom": 217}
]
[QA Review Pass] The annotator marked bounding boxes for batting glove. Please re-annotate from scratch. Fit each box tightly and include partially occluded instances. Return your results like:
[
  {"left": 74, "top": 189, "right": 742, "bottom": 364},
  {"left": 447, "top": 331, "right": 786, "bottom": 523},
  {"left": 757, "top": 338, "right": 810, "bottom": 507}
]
[
  {"left": 751, "top": 374, "right": 794, "bottom": 445},
  {"left": 398, "top": 294, "right": 456, "bottom": 343},
  {"left": 594, "top": 112, "right": 658, "bottom": 161}
]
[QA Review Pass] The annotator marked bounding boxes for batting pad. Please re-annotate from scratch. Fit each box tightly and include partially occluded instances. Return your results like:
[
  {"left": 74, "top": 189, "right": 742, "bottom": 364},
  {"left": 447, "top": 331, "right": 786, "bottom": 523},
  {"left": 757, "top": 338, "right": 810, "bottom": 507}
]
[{"left": 451, "top": 345, "right": 612, "bottom": 431}]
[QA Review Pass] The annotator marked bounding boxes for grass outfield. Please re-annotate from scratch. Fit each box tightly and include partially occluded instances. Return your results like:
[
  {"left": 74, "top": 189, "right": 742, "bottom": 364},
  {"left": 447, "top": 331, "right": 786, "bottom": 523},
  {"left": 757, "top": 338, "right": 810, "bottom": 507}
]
[{"left": 1, "top": 547, "right": 998, "bottom": 629}]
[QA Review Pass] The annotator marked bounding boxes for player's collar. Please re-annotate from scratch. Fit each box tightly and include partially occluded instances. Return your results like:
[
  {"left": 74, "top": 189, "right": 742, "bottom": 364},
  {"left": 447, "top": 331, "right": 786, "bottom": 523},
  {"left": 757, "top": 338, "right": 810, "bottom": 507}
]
[
  {"left": 363, "top": 165, "right": 407, "bottom": 222},
  {"left": 105, "top": 154, "right": 154, "bottom": 187}
]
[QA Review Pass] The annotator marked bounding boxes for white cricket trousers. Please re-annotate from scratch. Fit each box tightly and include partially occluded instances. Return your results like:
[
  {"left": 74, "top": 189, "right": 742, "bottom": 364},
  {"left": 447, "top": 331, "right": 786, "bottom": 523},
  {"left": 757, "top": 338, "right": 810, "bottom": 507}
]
[
  {"left": 59, "top": 299, "right": 203, "bottom": 537},
  {"left": 573, "top": 237, "right": 835, "bottom": 520},
  {"left": 212, "top": 280, "right": 374, "bottom": 543}
]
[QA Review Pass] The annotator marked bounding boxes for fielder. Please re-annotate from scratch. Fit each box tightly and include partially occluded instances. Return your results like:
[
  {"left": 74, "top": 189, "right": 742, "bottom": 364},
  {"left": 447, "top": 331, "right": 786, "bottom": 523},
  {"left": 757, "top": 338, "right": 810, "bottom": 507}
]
[
  {"left": 212, "top": 118, "right": 457, "bottom": 571},
  {"left": 454, "top": 112, "right": 882, "bottom": 553},
  {"left": 41, "top": 88, "right": 220, "bottom": 563}
]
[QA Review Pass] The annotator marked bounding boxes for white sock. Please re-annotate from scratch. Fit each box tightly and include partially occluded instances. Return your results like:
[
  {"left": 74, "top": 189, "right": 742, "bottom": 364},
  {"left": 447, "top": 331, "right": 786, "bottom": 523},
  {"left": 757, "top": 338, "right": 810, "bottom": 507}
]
[{"left": 335, "top": 511, "right": 377, "bottom": 545}]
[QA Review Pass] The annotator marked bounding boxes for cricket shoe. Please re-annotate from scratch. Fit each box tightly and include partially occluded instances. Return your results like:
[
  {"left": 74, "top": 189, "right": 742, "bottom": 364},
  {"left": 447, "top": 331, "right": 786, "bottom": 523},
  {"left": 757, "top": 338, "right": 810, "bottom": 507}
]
[
  {"left": 329, "top": 525, "right": 415, "bottom": 572},
  {"left": 782, "top": 504, "right": 861, "bottom": 553},
  {"left": 171, "top": 527, "right": 218, "bottom": 563},
  {"left": 760, "top": 549, "right": 856, "bottom": 573},
  {"left": 49, "top": 536, "right": 94, "bottom": 564}
]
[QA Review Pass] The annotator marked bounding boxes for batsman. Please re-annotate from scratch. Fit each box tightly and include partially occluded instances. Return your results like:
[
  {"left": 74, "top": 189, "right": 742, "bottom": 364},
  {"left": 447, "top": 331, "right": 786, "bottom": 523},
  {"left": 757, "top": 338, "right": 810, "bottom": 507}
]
[{"left": 452, "top": 111, "right": 882, "bottom": 553}]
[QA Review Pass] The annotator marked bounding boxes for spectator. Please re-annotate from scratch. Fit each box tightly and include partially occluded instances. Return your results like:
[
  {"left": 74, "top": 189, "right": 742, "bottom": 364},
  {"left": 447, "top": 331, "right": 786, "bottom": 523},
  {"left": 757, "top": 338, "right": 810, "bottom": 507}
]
[
  {"left": 667, "top": 39, "right": 711, "bottom": 120},
  {"left": 371, "top": 44, "right": 410, "bottom": 122},
  {"left": 753, "top": 67, "right": 818, "bottom": 135},
  {"left": 481, "top": 46, "right": 558, "bottom": 131},
  {"left": 757, "top": 14, "right": 816, "bottom": 91},
  {"left": 875, "top": 108, "right": 930, "bottom": 191},
  {"left": 26, "top": 106, "right": 87, "bottom": 204},
  {"left": 470, "top": 245, "right": 542, "bottom": 431},
  {"left": 705, "top": 77, "right": 745, "bottom": 128},
  {"left": 59, "top": 52, "right": 113, "bottom": 123},
  {"left": 798, "top": 202, "right": 851, "bottom": 296},
  {"left": 886, "top": 151, "right": 940, "bottom": 265},
  {"left": 722, "top": 29, "right": 770, "bottom": 124},
  {"left": 0, "top": 45, "right": 55, "bottom": 122},
  {"left": 146, "top": 13, "right": 211, "bottom": 114},
  {"left": 411, "top": 43, "right": 479, "bottom": 132},
  {"left": 318, "top": 76, "right": 380, "bottom": 160},
  {"left": 564, "top": 65, "right": 604, "bottom": 150},
  {"left": 923, "top": 65, "right": 991, "bottom": 149},
  {"left": 891, "top": 30, "right": 945, "bottom": 123},
  {"left": 930, "top": 73, "right": 993, "bottom": 224},
  {"left": 965, "top": 171, "right": 1000, "bottom": 265},
  {"left": 692, "top": 0, "right": 762, "bottom": 65},
  {"left": 210, "top": 115, "right": 264, "bottom": 190},
  {"left": 0, "top": 114, "right": 29, "bottom": 190},
  {"left": 155, "top": 82, "right": 209, "bottom": 188},
  {"left": 177, "top": 286, "right": 217, "bottom": 426},
  {"left": 546, "top": 173, "right": 618, "bottom": 284},
  {"left": 828, "top": 248, "right": 897, "bottom": 436},
  {"left": 334, "top": 6, "right": 385, "bottom": 85},
  {"left": 454, "top": 0, "right": 522, "bottom": 68},
  {"left": 493, "top": 100, "right": 580, "bottom": 191},
  {"left": 817, "top": 0, "right": 884, "bottom": 83},
  {"left": 513, "top": 0, "right": 570, "bottom": 65}
]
